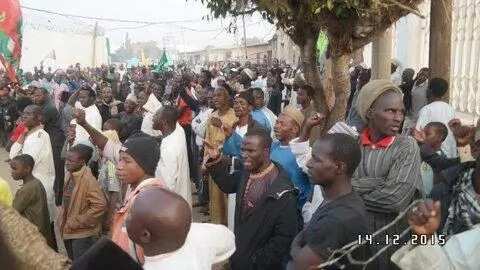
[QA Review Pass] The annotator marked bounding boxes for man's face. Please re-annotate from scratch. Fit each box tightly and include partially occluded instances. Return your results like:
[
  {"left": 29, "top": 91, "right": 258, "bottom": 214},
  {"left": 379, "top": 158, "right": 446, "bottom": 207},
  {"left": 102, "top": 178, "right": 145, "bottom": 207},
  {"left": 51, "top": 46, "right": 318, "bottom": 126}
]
[
  {"left": 136, "top": 91, "right": 148, "bottom": 108},
  {"left": 274, "top": 114, "right": 298, "bottom": 142},
  {"left": 272, "top": 59, "right": 279, "bottom": 68},
  {"left": 241, "top": 135, "right": 267, "bottom": 172},
  {"left": 233, "top": 97, "right": 251, "bottom": 117},
  {"left": 368, "top": 91, "right": 405, "bottom": 136},
  {"left": 78, "top": 90, "right": 93, "bottom": 107},
  {"left": 22, "top": 106, "right": 39, "bottom": 129},
  {"left": 213, "top": 89, "right": 228, "bottom": 110},
  {"left": 102, "top": 88, "right": 113, "bottom": 103},
  {"left": 10, "top": 160, "right": 29, "bottom": 181},
  {"left": 306, "top": 140, "right": 338, "bottom": 186},
  {"left": 32, "top": 89, "right": 47, "bottom": 105},
  {"left": 296, "top": 88, "right": 310, "bottom": 108},
  {"left": 252, "top": 91, "right": 264, "bottom": 109},
  {"left": 117, "top": 152, "right": 146, "bottom": 184},
  {"left": 65, "top": 151, "right": 84, "bottom": 172},
  {"left": 124, "top": 99, "right": 137, "bottom": 113},
  {"left": 0, "top": 88, "right": 9, "bottom": 102},
  {"left": 152, "top": 111, "right": 165, "bottom": 133}
]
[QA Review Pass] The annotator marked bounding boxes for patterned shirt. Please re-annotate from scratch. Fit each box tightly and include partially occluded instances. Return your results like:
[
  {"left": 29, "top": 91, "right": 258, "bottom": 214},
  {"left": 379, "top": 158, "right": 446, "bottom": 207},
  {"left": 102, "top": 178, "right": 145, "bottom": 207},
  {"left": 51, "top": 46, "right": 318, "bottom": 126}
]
[
  {"left": 242, "top": 163, "right": 278, "bottom": 218},
  {"left": 443, "top": 167, "right": 480, "bottom": 235}
]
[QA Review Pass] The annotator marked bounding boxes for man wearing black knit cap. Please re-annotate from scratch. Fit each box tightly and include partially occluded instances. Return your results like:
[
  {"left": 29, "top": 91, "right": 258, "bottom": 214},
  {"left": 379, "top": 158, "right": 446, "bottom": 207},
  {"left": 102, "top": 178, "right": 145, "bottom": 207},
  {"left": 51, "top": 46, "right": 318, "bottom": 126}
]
[{"left": 73, "top": 108, "right": 166, "bottom": 263}]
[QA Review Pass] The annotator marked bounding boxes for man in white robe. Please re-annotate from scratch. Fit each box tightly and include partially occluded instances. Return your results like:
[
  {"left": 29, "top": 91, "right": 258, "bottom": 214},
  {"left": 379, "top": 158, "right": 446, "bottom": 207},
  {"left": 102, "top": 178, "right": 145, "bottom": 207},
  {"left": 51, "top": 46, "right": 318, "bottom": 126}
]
[
  {"left": 10, "top": 105, "right": 56, "bottom": 220},
  {"left": 70, "top": 87, "right": 102, "bottom": 145},
  {"left": 153, "top": 105, "right": 192, "bottom": 206},
  {"left": 141, "top": 93, "right": 163, "bottom": 137}
]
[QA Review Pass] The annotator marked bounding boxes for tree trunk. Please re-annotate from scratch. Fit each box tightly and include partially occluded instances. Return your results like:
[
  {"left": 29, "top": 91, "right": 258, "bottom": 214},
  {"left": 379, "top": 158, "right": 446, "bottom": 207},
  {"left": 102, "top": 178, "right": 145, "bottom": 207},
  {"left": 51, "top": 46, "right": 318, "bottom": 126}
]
[
  {"left": 326, "top": 55, "right": 349, "bottom": 129},
  {"left": 299, "top": 35, "right": 349, "bottom": 132},
  {"left": 300, "top": 33, "right": 330, "bottom": 116}
]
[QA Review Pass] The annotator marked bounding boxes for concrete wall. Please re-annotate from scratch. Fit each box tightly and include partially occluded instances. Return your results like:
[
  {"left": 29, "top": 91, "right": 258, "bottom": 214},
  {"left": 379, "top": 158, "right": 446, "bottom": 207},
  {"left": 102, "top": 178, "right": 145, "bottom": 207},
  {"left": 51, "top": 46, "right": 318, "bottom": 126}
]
[{"left": 20, "top": 27, "right": 109, "bottom": 72}]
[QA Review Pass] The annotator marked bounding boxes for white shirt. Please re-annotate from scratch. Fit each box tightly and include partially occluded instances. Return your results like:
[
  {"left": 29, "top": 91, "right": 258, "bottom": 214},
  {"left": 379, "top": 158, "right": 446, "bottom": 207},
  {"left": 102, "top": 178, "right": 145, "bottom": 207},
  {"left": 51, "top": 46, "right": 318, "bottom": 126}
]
[
  {"left": 411, "top": 80, "right": 428, "bottom": 121},
  {"left": 288, "top": 122, "right": 358, "bottom": 223},
  {"left": 10, "top": 127, "right": 56, "bottom": 220},
  {"left": 156, "top": 123, "right": 192, "bottom": 206},
  {"left": 143, "top": 223, "right": 235, "bottom": 270},
  {"left": 392, "top": 225, "right": 480, "bottom": 270},
  {"left": 416, "top": 101, "right": 458, "bottom": 158},
  {"left": 72, "top": 102, "right": 102, "bottom": 146},
  {"left": 191, "top": 107, "right": 213, "bottom": 147},
  {"left": 252, "top": 77, "right": 269, "bottom": 102},
  {"left": 141, "top": 93, "right": 163, "bottom": 137}
]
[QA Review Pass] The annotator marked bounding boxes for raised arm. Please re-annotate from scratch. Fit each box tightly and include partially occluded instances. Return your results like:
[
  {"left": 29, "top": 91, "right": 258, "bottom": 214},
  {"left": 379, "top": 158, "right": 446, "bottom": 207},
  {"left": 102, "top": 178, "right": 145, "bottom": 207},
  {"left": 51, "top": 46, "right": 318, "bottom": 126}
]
[
  {"left": 73, "top": 108, "right": 108, "bottom": 150},
  {"left": 205, "top": 141, "right": 242, "bottom": 194}
]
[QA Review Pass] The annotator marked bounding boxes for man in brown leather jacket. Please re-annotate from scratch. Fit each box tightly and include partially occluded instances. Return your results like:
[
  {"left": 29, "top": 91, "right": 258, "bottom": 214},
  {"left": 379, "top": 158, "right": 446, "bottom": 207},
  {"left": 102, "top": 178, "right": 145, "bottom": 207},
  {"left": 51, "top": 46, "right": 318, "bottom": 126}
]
[{"left": 59, "top": 144, "right": 107, "bottom": 260}]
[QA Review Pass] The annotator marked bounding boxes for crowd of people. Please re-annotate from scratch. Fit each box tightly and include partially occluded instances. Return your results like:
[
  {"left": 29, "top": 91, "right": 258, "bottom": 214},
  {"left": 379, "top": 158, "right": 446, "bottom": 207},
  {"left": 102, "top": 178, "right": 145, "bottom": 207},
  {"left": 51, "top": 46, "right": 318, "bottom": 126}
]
[{"left": 0, "top": 58, "right": 478, "bottom": 270}]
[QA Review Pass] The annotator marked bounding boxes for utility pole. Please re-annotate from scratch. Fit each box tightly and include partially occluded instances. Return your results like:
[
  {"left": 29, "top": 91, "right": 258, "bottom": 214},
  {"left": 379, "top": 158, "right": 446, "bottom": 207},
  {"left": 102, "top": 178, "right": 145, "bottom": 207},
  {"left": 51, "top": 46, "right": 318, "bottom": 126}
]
[
  {"left": 429, "top": 0, "right": 452, "bottom": 98},
  {"left": 92, "top": 21, "right": 98, "bottom": 67},
  {"left": 371, "top": 28, "right": 392, "bottom": 80},
  {"left": 242, "top": 14, "right": 248, "bottom": 60}
]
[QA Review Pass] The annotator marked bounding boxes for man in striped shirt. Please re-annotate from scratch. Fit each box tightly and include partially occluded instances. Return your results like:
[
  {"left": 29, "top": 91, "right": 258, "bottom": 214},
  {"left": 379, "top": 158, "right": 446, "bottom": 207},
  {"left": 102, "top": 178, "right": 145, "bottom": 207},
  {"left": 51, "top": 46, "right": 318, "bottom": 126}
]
[{"left": 353, "top": 79, "right": 423, "bottom": 269}]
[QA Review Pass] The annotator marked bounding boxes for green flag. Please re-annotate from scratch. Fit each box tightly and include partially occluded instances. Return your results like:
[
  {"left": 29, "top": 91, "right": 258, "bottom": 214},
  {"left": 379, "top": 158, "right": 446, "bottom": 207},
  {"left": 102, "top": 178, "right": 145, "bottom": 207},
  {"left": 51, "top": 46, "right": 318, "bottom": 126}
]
[
  {"left": 316, "top": 31, "right": 328, "bottom": 57},
  {"left": 154, "top": 50, "right": 169, "bottom": 73}
]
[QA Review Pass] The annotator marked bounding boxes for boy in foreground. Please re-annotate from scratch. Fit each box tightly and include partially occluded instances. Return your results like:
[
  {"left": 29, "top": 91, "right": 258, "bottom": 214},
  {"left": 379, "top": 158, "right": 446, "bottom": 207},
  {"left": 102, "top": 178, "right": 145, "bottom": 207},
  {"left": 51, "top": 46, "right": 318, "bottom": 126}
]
[{"left": 11, "top": 154, "right": 53, "bottom": 247}]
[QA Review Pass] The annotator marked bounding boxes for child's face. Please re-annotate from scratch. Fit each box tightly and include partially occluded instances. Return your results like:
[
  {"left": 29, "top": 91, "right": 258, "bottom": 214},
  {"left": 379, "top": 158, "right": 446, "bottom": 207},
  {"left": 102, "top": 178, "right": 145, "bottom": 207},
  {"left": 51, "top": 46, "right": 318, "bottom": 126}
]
[
  {"left": 10, "top": 160, "right": 29, "bottom": 181},
  {"left": 65, "top": 151, "right": 85, "bottom": 172},
  {"left": 116, "top": 152, "right": 145, "bottom": 185},
  {"left": 424, "top": 127, "right": 442, "bottom": 151}
]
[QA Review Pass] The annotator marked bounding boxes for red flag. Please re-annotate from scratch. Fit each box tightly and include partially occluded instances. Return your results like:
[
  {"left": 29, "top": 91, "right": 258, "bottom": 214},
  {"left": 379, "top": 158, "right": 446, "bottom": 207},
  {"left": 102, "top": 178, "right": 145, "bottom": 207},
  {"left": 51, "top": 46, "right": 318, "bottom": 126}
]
[{"left": 0, "top": 0, "right": 22, "bottom": 82}]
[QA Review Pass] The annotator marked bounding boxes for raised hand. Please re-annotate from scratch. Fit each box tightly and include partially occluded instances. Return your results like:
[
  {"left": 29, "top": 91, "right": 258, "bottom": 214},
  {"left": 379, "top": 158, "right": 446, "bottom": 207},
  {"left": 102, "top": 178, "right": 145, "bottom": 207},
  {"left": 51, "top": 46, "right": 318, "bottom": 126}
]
[
  {"left": 412, "top": 129, "right": 426, "bottom": 143},
  {"left": 73, "top": 108, "right": 86, "bottom": 126},
  {"left": 203, "top": 140, "right": 220, "bottom": 161},
  {"left": 448, "top": 118, "right": 477, "bottom": 146},
  {"left": 408, "top": 200, "right": 441, "bottom": 237},
  {"left": 210, "top": 117, "right": 223, "bottom": 128},
  {"left": 299, "top": 113, "right": 325, "bottom": 142},
  {"left": 304, "top": 113, "right": 325, "bottom": 128}
]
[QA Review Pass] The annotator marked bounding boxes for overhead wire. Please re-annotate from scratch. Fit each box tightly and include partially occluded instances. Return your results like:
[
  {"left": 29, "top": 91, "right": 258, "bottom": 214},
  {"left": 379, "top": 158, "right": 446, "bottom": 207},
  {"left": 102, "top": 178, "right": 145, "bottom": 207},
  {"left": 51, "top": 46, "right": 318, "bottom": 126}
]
[{"left": 21, "top": 5, "right": 204, "bottom": 24}]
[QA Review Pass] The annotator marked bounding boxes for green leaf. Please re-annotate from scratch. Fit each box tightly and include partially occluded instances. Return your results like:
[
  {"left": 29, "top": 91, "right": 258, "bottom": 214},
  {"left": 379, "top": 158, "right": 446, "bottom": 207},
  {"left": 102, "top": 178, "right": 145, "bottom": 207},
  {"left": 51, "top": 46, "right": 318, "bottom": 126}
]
[{"left": 327, "top": 0, "right": 334, "bottom": 11}]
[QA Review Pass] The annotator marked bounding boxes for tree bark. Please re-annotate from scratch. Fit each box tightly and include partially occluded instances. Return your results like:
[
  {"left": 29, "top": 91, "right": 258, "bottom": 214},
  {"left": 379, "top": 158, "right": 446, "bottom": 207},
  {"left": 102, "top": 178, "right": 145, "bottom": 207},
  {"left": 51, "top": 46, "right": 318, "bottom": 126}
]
[
  {"left": 326, "top": 55, "right": 349, "bottom": 129},
  {"left": 299, "top": 33, "right": 329, "bottom": 115},
  {"left": 299, "top": 34, "right": 349, "bottom": 132}
]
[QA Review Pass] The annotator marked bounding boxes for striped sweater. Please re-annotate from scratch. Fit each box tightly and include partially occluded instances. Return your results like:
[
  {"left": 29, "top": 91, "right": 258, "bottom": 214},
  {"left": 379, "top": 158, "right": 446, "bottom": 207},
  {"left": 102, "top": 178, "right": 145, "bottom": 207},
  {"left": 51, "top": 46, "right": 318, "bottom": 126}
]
[
  {"left": 352, "top": 135, "right": 423, "bottom": 214},
  {"left": 352, "top": 135, "right": 423, "bottom": 269}
]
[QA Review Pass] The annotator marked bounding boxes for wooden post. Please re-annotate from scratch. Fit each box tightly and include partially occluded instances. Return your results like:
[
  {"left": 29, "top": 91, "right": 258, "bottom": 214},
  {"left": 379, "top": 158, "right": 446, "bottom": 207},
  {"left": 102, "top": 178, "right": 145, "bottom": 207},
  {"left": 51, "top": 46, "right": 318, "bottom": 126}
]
[
  {"left": 92, "top": 21, "right": 98, "bottom": 67},
  {"left": 371, "top": 28, "right": 393, "bottom": 80},
  {"left": 429, "top": 0, "right": 452, "bottom": 87}
]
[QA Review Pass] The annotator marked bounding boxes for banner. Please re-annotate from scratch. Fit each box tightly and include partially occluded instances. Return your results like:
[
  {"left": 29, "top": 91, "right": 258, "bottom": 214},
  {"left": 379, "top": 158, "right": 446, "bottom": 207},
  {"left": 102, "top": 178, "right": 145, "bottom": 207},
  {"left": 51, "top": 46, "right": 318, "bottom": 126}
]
[
  {"left": 154, "top": 50, "right": 169, "bottom": 73},
  {"left": 0, "top": 0, "right": 22, "bottom": 82}
]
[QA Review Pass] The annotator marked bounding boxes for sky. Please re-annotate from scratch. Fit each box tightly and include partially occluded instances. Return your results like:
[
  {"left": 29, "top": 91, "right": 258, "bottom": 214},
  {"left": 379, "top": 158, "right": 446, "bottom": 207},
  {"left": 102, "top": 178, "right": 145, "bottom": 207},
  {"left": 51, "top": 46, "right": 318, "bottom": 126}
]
[{"left": 20, "top": 0, "right": 276, "bottom": 52}]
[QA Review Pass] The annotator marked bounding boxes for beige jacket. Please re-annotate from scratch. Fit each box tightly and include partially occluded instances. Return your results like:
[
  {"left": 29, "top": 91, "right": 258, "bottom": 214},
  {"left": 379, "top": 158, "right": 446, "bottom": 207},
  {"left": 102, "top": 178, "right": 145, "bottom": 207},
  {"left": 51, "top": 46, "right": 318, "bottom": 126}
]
[{"left": 59, "top": 166, "right": 107, "bottom": 239}]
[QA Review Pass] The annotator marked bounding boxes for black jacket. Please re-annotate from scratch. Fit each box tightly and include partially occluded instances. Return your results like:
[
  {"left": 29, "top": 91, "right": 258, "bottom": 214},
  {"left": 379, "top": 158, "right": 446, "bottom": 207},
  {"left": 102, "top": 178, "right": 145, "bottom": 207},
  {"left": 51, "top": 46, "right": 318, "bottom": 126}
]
[{"left": 209, "top": 159, "right": 299, "bottom": 270}]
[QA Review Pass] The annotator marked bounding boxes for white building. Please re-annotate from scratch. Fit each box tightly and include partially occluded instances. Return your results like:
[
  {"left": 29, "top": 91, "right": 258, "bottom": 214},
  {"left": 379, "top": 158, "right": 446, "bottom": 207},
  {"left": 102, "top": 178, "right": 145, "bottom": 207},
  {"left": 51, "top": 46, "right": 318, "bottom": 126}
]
[
  {"left": 20, "top": 10, "right": 109, "bottom": 72},
  {"left": 363, "top": 0, "right": 479, "bottom": 119}
]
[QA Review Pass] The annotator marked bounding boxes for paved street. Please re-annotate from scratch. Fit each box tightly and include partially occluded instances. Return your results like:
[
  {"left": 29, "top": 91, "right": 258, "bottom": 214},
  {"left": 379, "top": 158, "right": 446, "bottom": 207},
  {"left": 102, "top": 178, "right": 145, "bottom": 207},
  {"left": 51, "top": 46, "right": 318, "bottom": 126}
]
[{"left": 0, "top": 147, "right": 209, "bottom": 223}]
